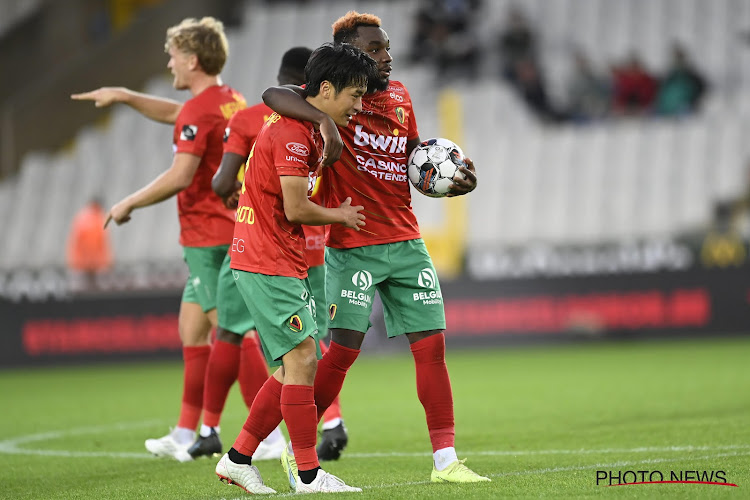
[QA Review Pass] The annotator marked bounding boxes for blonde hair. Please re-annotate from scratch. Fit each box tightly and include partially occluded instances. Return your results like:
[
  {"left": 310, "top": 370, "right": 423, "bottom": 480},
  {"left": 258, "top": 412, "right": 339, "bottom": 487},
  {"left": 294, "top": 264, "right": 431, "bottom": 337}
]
[{"left": 165, "top": 17, "right": 228, "bottom": 75}]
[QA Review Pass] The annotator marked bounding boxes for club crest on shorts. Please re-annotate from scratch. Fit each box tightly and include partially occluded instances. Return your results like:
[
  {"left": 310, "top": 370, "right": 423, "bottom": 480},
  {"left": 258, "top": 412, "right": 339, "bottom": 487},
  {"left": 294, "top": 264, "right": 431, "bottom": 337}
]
[
  {"left": 288, "top": 315, "right": 303, "bottom": 333},
  {"left": 329, "top": 304, "right": 337, "bottom": 321}
]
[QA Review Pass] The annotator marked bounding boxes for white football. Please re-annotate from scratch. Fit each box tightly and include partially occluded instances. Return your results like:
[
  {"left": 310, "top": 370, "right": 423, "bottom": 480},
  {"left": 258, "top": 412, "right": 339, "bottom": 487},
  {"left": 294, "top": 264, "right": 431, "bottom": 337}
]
[{"left": 407, "top": 138, "right": 467, "bottom": 198}]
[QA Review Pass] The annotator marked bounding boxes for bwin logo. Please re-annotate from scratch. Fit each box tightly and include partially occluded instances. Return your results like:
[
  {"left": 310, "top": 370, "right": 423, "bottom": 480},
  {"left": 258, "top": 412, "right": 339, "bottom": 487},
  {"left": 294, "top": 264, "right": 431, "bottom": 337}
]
[
  {"left": 417, "top": 268, "right": 436, "bottom": 289},
  {"left": 352, "top": 270, "right": 373, "bottom": 291}
]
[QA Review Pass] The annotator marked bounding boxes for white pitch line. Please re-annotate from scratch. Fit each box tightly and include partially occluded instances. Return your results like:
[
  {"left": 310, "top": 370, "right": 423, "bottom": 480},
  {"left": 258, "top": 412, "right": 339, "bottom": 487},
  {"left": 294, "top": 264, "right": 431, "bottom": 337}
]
[
  {"left": 344, "top": 444, "right": 750, "bottom": 458},
  {"left": 2, "top": 421, "right": 749, "bottom": 465}
]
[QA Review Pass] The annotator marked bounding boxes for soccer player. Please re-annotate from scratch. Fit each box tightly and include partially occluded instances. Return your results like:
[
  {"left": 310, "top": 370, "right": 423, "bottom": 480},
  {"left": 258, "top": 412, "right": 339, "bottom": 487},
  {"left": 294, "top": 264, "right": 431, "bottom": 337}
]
[
  {"left": 262, "top": 11, "right": 489, "bottom": 484},
  {"left": 214, "top": 42, "right": 375, "bottom": 494},
  {"left": 70, "top": 17, "right": 278, "bottom": 462},
  {"left": 212, "top": 46, "right": 349, "bottom": 462}
]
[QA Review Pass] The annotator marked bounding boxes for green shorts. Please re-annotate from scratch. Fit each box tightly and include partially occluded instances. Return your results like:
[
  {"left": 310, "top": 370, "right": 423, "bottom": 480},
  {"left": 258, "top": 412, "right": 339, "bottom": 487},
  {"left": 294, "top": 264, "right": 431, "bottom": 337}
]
[
  {"left": 308, "top": 264, "right": 328, "bottom": 342},
  {"left": 232, "top": 269, "right": 321, "bottom": 367},
  {"left": 182, "top": 246, "right": 255, "bottom": 335},
  {"left": 325, "top": 238, "right": 446, "bottom": 337}
]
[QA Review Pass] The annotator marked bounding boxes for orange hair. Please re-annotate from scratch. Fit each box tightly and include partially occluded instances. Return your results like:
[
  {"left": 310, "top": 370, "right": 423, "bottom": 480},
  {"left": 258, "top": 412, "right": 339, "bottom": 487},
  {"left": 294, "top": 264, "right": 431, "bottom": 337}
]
[{"left": 332, "top": 11, "right": 382, "bottom": 44}]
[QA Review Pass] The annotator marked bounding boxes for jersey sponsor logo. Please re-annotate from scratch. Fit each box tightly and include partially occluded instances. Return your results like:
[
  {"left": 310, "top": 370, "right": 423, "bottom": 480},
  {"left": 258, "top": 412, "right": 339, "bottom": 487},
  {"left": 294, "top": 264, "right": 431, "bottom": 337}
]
[
  {"left": 387, "top": 84, "right": 405, "bottom": 94},
  {"left": 267, "top": 112, "right": 282, "bottom": 125},
  {"left": 224, "top": 127, "right": 230, "bottom": 142},
  {"left": 219, "top": 96, "right": 247, "bottom": 120},
  {"left": 329, "top": 303, "right": 337, "bottom": 321},
  {"left": 353, "top": 125, "right": 407, "bottom": 153},
  {"left": 395, "top": 106, "right": 405, "bottom": 124},
  {"left": 352, "top": 270, "right": 373, "bottom": 291},
  {"left": 285, "top": 155, "right": 308, "bottom": 165},
  {"left": 232, "top": 237, "right": 245, "bottom": 253},
  {"left": 417, "top": 268, "right": 437, "bottom": 289},
  {"left": 236, "top": 206, "right": 255, "bottom": 225},
  {"left": 390, "top": 92, "right": 404, "bottom": 103},
  {"left": 180, "top": 125, "right": 197, "bottom": 141},
  {"left": 286, "top": 142, "right": 310, "bottom": 157},
  {"left": 288, "top": 314, "right": 303, "bottom": 333},
  {"left": 355, "top": 155, "right": 408, "bottom": 182},
  {"left": 306, "top": 234, "right": 325, "bottom": 251}
]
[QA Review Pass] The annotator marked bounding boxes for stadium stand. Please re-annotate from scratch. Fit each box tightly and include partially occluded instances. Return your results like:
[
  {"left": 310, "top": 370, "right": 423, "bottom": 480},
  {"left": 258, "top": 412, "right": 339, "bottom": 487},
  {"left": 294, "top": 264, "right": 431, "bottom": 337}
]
[{"left": 1, "top": 0, "right": 749, "bottom": 299}]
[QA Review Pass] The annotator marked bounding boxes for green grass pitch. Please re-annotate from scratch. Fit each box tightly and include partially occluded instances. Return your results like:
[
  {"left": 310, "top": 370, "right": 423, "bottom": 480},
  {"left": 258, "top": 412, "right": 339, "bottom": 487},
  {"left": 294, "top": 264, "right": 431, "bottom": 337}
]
[{"left": 1, "top": 336, "right": 748, "bottom": 499}]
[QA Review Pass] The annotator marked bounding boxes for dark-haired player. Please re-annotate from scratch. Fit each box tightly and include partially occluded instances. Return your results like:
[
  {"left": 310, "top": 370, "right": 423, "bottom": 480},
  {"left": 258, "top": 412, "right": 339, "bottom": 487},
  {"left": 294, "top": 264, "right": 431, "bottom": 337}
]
[
  {"left": 214, "top": 42, "right": 377, "bottom": 494},
  {"left": 212, "top": 46, "right": 350, "bottom": 463},
  {"left": 263, "top": 11, "right": 488, "bottom": 485}
]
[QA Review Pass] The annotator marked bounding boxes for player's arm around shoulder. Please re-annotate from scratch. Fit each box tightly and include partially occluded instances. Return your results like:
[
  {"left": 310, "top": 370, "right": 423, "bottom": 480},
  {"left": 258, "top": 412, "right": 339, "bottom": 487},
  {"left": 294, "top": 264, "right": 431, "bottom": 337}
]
[
  {"left": 263, "top": 85, "right": 343, "bottom": 166},
  {"left": 71, "top": 87, "right": 182, "bottom": 124},
  {"left": 279, "top": 176, "right": 364, "bottom": 230}
]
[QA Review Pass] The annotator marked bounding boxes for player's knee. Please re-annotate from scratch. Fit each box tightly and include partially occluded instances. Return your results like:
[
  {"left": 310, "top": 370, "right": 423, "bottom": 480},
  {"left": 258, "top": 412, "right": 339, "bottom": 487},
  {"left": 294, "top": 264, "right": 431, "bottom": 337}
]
[
  {"left": 406, "top": 329, "right": 444, "bottom": 345},
  {"left": 331, "top": 328, "right": 365, "bottom": 349},
  {"left": 216, "top": 327, "right": 243, "bottom": 345}
]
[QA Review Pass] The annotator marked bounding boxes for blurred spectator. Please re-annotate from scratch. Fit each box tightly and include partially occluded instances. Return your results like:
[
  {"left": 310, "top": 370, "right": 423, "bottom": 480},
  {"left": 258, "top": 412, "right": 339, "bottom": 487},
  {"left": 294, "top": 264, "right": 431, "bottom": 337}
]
[
  {"left": 611, "top": 52, "right": 658, "bottom": 116},
  {"left": 565, "top": 50, "right": 612, "bottom": 123},
  {"left": 498, "top": 5, "right": 538, "bottom": 84},
  {"left": 408, "top": 0, "right": 482, "bottom": 79},
  {"left": 513, "top": 58, "right": 566, "bottom": 124},
  {"left": 66, "top": 197, "right": 113, "bottom": 292},
  {"left": 654, "top": 43, "right": 708, "bottom": 117}
]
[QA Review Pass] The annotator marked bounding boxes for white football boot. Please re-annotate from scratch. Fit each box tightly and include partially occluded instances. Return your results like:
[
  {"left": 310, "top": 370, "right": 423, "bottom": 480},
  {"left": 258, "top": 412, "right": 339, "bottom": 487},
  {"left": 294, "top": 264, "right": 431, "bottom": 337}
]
[
  {"left": 144, "top": 429, "right": 193, "bottom": 462},
  {"left": 215, "top": 453, "right": 276, "bottom": 494},
  {"left": 295, "top": 469, "right": 362, "bottom": 494}
]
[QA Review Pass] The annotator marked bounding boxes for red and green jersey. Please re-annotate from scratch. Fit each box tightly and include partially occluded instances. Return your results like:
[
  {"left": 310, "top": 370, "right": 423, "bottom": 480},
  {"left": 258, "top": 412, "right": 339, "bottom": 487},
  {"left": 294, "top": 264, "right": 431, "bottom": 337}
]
[
  {"left": 224, "top": 102, "right": 273, "bottom": 157},
  {"left": 322, "top": 80, "right": 421, "bottom": 249},
  {"left": 230, "top": 113, "right": 323, "bottom": 278},
  {"left": 226, "top": 102, "right": 326, "bottom": 268},
  {"left": 174, "top": 84, "right": 246, "bottom": 247}
]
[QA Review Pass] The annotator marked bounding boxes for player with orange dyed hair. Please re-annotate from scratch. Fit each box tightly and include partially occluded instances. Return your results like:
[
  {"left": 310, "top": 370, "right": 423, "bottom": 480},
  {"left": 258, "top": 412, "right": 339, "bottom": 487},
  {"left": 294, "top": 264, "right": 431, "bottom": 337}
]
[{"left": 263, "top": 10, "right": 488, "bottom": 486}]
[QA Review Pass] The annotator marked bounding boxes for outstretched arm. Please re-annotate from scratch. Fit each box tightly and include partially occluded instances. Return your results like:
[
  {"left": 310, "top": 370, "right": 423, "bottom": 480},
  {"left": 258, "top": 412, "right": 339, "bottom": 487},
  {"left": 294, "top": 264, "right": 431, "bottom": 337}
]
[
  {"left": 263, "top": 86, "right": 343, "bottom": 166},
  {"left": 105, "top": 152, "right": 200, "bottom": 227},
  {"left": 212, "top": 152, "right": 245, "bottom": 208},
  {"left": 71, "top": 87, "right": 182, "bottom": 124}
]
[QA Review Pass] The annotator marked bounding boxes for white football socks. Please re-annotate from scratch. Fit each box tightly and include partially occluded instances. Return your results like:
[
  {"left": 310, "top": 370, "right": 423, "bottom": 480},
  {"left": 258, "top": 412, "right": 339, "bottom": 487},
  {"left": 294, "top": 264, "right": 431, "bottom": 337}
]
[{"left": 433, "top": 447, "right": 458, "bottom": 471}]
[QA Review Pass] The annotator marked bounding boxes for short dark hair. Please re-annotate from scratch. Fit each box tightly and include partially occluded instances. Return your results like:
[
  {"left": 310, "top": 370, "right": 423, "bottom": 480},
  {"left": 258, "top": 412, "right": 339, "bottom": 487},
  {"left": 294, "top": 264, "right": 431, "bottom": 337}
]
[
  {"left": 331, "top": 11, "right": 381, "bottom": 45},
  {"left": 304, "top": 43, "right": 378, "bottom": 97},
  {"left": 278, "top": 46, "right": 312, "bottom": 85}
]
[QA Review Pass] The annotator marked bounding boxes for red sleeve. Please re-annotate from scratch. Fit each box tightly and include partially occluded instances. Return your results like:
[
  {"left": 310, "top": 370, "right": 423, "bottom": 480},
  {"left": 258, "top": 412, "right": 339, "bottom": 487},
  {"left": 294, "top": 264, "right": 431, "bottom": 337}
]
[
  {"left": 175, "top": 101, "right": 216, "bottom": 157},
  {"left": 271, "top": 124, "right": 314, "bottom": 177},
  {"left": 224, "top": 110, "right": 254, "bottom": 156}
]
